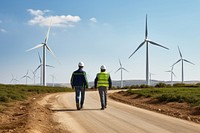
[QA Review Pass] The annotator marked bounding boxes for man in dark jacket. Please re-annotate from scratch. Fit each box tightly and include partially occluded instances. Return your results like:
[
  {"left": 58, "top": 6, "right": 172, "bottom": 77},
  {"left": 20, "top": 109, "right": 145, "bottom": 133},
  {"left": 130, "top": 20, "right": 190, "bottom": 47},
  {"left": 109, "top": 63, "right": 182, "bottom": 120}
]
[{"left": 71, "top": 62, "right": 88, "bottom": 110}]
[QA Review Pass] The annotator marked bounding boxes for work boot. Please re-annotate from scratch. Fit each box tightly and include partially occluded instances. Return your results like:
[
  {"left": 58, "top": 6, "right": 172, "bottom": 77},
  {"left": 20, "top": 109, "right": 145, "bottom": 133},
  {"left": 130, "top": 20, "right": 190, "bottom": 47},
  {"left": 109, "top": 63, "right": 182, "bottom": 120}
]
[
  {"left": 80, "top": 104, "right": 83, "bottom": 109},
  {"left": 76, "top": 103, "right": 80, "bottom": 110},
  {"left": 101, "top": 107, "right": 105, "bottom": 110}
]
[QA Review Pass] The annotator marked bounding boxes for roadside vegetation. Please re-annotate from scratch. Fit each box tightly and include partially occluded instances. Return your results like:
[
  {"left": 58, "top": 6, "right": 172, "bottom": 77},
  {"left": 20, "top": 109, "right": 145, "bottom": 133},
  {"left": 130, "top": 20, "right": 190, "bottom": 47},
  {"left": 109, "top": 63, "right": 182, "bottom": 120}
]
[
  {"left": 126, "top": 82, "right": 200, "bottom": 107},
  {"left": 0, "top": 84, "right": 72, "bottom": 112}
]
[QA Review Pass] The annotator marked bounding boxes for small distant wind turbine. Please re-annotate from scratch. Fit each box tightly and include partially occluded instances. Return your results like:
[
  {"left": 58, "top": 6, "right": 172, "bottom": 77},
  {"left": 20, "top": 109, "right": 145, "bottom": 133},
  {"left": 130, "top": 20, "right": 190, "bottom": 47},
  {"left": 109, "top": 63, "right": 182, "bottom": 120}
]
[
  {"left": 172, "top": 46, "right": 194, "bottom": 83},
  {"left": 27, "top": 21, "right": 60, "bottom": 86},
  {"left": 34, "top": 52, "right": 54, "bottom": 85},
  {"left": 149, "top": 72, "right": 155, "bottom": 86},
  {"left": 21, "top": 70, "right": 31, "bottom": 85},
  {"left": 50, "top": 74, "right": 56, "bottom": 87},
  {"left": 10, "top": 74, "right": 19, "bottom": 84},
  {"left": 115, "top": 59, "right": 128, "bottom": 88},
  {"left": 165, "top": 65, "right": 176, "bottom": 85},
  {"left": 128, "top": 14, "right": 169, "bottom": 85}
]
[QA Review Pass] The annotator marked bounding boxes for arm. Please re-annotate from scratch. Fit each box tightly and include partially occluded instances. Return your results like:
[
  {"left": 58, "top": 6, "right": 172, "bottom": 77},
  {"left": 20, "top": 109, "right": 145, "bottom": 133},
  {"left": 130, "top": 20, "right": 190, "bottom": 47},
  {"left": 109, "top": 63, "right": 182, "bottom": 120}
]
[
  {"left": 108, "top": 76, "right": 112, "bottom": 89},
  {"left": 83, "top": 72, "right": 89, "bottom": 88},
  {"left": 94, "top": 76, "right": 98, "bottom": 88},
  {"left": 70, "top": 73, "right": 74, "bottom": 88}
]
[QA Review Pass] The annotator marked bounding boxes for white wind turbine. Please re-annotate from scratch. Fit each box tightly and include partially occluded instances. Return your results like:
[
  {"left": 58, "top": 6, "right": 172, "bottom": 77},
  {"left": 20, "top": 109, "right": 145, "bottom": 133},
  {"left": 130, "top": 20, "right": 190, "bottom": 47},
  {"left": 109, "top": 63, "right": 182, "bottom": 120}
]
[
  {"left": 27, "top": 22, "right": 60, "bottom": 86},
  {"left": 128, "top": 14, "right": 169, "bottom": 85},
  {"left": 34, "top": 52, "right": 54, "bottom": 85},
  {"left": 21, "top": 70, "right": 31, "bottom": 85},
  {"left": 50, "top": 74, "right": 56, "bottom": 87},
  {"left": 10, "top": 74, "right": 19, "bottom": 84},
  {"left": 172, "top": 46, "right": 194, "bottom": 83},
  {"left": 165, "top": 65, "right": 176, "bottom": 85},
  {"left": 149, "top": 72, "right": 155, "bottom": 86},
  {"left": 115, "top": 59, "right": 128, "bottom": 88}
]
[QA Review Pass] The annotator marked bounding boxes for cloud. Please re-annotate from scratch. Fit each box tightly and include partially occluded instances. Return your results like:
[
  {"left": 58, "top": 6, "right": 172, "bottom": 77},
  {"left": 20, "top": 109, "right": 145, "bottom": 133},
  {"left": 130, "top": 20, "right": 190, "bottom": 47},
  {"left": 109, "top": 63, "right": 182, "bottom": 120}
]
[
  {"left": 90, "top": 17, "right": 97, "bottom": 23},
  {"left": 27, "top": 9, "right": 81, "bottom": 27},
  {"left": 0, "top": 28, "right": 6, "bottom": 33}
]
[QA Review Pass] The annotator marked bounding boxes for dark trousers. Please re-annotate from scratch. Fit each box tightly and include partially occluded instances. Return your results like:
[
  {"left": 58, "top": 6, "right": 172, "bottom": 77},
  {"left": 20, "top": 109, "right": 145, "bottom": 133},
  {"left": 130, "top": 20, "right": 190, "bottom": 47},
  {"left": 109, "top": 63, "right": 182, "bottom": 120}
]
[
  {"left": 98, "top": 86, "right": 108, "bottom": 108},
  {"left": 75, "top": 87, "right": 85, "bottom": 106}
]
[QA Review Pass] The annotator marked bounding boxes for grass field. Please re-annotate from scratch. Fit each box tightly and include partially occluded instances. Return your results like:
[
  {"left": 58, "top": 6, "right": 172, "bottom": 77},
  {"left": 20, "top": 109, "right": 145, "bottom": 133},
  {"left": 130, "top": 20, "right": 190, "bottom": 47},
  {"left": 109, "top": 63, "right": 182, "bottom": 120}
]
[
  {"left": 0, "top": 84, "right": 73, "bottom": 103},
  {"left": 127, "top": 87, "right": 200, "bottom": 107}
]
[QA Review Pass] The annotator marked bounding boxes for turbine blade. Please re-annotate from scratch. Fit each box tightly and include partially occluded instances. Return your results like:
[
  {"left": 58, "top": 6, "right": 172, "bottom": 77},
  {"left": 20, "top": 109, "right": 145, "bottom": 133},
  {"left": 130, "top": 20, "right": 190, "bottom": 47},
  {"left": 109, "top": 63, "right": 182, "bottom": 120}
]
[
  {"left": 183, "top": 59, "right": 195, "bottom": 65},
  {"left": 46, "top": 45, "right": 61, "bottom": 64},
  {"left": 46, "top": 65, "right": 55, "bottom": 68},
  {"left": 172, "top": 59, "right": 181, "bottom": 66},
  {"left": 38, "top": 52, "right": 42, "bottom": 64},
  {"left": 26, "top": 44, "right": 44, "bottom": 52},
  {"left": 122, "top": 68, "right": 129, "bottom": 72},
  {"left": 21, "top": 76, "right": 26, "bottom": 79},
  {"left": 44, "top": 21, "right": 52, "bottom": 44},
  {"left": 148, "top": 40, "right": 169, "bottom": 50},
  {"left": 145, "top": 14, "right": 148, "bottom": 39},
  {"left": 115, "top": 68, "right": 121, "bottom": 73},
  {"left": 128, "top": 41, "right": 145, "bottom": 59},
  {"left": 178, "top": 46, "right": 183, "bottom": 58},
  {"left": 119, "top": 59, "right": 122, "bottom": 67},
  {"left": 172, "top": 72, "right": 176, "bottom": 77},
  {"left": 34, "top": 65, "right": 42, "bottom": 73},
  {"left": 165, "top": 70, "right": 171, "bottom": 72}
]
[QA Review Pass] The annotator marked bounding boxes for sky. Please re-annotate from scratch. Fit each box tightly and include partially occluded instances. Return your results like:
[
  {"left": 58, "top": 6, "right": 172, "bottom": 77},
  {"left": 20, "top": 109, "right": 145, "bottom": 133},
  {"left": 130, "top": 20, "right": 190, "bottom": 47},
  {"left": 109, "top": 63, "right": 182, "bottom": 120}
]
[{"left": 1, "top": 0, "right": 200, "bottom": 85}]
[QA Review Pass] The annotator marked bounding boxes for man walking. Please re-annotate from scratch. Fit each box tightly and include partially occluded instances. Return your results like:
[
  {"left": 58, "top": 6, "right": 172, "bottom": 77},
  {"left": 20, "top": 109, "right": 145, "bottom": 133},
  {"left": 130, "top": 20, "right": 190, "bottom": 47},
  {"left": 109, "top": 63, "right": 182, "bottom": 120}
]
[
  {"left": 71, "top": 62, "right": 88, "bottom": 110},
  {"left": 95, "top": 65, "right": 112, "bottom": 110}
]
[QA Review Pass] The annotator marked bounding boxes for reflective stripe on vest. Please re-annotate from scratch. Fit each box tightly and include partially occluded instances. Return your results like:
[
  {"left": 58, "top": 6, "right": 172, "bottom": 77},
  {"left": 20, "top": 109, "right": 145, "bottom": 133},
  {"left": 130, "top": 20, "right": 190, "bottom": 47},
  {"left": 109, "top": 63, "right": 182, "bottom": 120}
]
[{"left": 97, "top": 72, "right": 109, "bottom": 87}]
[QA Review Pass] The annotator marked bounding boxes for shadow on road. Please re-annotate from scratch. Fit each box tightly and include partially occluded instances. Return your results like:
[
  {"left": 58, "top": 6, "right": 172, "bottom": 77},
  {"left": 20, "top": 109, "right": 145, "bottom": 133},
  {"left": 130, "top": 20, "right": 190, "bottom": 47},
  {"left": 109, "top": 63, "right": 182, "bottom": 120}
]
[{"left": 50, "top": 108, "right": 101, "bottom": 112}]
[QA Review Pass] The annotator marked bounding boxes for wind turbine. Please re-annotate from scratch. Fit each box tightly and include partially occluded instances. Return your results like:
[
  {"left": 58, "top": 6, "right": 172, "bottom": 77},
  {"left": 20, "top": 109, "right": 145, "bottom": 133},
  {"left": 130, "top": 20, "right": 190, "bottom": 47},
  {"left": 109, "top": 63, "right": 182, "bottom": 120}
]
[
  {"left": 27, "top": 22, "right": 60, "bottom": 86},
  {"left": 10, "top": 74, "right": 19, "bottom": 84},
  {"left": 149, "top": 72, "right": 155, "bottom": 86},
  {"left": 115, "top": 59, "right": 128, "bottom": 88},
  {"left": 128, "top": 14, "right": 169, "bottom": 85},
  {"left": 165, "top": 65, "right": 176, "bottom": 85},
  {"left": 34, "top": 52, "right": 54, "bottom": 85},
  {"left": 50, "top": 74, "right": 56, "bottom": 87},
  {"left": 172, "top": 46, "right": 194, "bottom": 83},
  {"left": 21, "top": 70, "right": 31, "bottom": 85}
]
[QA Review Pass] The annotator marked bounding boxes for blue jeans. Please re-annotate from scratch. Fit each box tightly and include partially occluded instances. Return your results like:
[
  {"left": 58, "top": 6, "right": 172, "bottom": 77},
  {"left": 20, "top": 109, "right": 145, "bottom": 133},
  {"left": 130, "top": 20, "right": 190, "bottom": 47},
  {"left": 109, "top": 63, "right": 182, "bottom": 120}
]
[
  {"left": 98, "top": 86, "right": 108, "bottom": 108},
  {"left": 74, "top": 87, "right": 85, "bottom": 106}
]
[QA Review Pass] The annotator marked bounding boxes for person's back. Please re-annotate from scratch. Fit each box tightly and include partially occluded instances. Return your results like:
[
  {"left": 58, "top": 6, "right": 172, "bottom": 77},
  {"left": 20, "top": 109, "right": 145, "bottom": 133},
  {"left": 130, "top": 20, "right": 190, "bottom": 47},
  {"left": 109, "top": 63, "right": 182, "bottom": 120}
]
[
  {"left": 71, "top": 68, "right": 88, "bottom": 88},
  {"left": 94, "top": 65, "right": 112, "bottom": 110},
  {"left": 70, "top": 62, "right": 88, "bottom": 110}
]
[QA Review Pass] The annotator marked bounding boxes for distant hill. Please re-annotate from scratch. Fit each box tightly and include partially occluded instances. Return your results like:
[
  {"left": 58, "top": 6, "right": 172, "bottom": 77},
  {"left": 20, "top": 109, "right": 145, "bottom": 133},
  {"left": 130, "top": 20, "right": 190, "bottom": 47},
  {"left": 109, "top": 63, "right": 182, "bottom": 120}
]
[{"left": 48, "top": 80, "right": 200, "bottom": 88}]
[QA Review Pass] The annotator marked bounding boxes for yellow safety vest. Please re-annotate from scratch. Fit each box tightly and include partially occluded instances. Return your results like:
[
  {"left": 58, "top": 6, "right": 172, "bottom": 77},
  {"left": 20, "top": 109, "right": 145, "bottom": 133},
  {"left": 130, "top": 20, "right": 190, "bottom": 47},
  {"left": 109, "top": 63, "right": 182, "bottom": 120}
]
[{"left": 97, "top": 72, "right": 109, "bottom": 87}]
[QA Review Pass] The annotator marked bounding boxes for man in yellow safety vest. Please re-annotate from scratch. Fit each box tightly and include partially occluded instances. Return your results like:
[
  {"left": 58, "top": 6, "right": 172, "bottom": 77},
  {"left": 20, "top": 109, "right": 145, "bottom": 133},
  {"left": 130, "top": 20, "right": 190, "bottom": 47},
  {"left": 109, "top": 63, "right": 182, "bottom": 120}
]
[{"left": 94, "top": 65, "right": 112, "bottom": 110}]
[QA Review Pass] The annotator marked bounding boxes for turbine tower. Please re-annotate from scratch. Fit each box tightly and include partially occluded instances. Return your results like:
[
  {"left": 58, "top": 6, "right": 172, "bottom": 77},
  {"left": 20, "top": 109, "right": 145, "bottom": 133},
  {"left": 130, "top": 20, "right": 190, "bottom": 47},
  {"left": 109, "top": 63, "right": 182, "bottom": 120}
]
[
  {"left": 27, "top": 22, "right": 60, "bottom": 86},
  {"left": 115, "top": 59, "right": 128, "bottom": 88},
  {"left": 172, "top": 46, "right": 194, "bottom": 83},
  {"left": 128, "top": 14, "right": 169, "bottom": 85},
  {"left": 165, "top": 66, "right": 176, "bottom": 85}
]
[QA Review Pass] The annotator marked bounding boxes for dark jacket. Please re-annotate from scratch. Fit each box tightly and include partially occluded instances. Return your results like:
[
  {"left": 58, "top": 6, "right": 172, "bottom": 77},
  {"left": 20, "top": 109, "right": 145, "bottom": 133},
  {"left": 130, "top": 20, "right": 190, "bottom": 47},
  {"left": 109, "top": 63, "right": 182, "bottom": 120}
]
[
  {"left": 94, "top": 73, "right": 112, "bottom": 89},
  {"left": 70, "top": 68, "right": 88, "bottom": 88}
]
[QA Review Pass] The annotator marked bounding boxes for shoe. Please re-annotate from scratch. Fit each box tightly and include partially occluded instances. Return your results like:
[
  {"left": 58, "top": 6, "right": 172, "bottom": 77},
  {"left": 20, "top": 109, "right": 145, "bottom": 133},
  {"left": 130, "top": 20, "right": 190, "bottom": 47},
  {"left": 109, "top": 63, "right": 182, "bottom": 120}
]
[
  {"left": 101, "top": 107, "right": 105, "bottom": 110},
  {"left": 80, "top": 104, "right": 83, "bottom": 109},
  {"left": 76, "top": 103, "right": 80, "bottom": 110}
]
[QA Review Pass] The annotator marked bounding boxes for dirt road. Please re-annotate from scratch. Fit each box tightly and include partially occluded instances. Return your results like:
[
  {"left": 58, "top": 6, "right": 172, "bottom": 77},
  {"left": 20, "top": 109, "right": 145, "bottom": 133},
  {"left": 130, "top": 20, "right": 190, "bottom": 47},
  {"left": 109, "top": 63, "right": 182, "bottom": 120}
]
[{"left": 38, "top": 91, "right": 200, "bottom": 133}]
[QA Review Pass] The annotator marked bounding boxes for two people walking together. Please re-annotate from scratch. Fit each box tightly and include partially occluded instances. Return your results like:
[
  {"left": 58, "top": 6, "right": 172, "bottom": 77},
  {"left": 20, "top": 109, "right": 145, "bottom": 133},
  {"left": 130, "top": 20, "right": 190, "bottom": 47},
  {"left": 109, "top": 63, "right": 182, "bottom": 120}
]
[{"left": 70, "top": 62, "right": 112, "bottom": 110}]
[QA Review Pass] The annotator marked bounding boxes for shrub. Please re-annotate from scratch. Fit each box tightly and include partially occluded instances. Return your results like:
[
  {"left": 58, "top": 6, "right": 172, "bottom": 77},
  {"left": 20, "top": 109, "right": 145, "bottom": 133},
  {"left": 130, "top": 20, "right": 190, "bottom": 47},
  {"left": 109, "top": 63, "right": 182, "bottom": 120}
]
[{"left": 155, "top": 82, "right": 167, "bottom": 88}]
